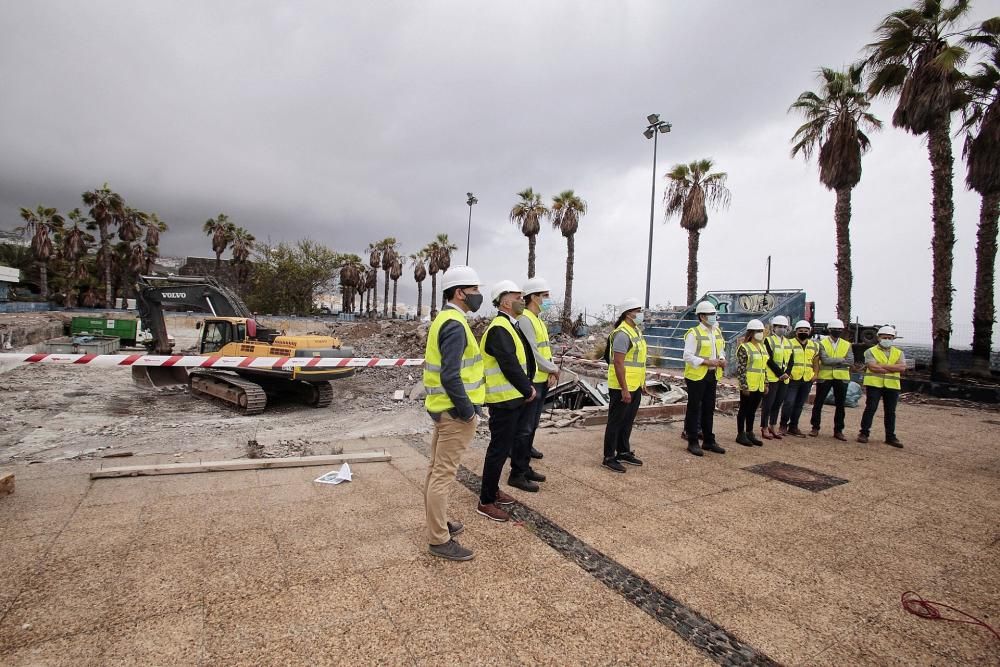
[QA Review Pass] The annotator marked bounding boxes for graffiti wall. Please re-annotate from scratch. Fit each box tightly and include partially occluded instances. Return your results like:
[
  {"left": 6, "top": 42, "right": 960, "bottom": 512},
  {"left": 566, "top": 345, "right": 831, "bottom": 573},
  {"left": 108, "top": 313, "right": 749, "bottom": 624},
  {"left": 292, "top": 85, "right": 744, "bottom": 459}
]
[{"left": 702, "top": 290, "right": 801, "bottom": 316}]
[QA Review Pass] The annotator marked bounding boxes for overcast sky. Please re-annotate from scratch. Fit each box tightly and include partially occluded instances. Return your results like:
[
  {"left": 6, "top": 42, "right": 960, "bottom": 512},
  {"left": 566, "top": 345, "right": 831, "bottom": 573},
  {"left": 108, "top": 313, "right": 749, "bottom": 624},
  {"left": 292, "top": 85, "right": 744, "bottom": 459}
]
[{"left": 1, "top": 1, "right": 996, "bottom": 344}]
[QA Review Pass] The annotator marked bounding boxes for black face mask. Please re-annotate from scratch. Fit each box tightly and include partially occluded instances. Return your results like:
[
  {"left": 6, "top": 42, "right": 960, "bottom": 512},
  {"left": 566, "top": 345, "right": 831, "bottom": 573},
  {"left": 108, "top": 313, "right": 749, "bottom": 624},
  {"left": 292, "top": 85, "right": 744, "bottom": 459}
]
[
  {"left": 829, "top": 330, "right": 842, "bottom": 339},
  {"left": 797, "top": 333, "right": 810, "bottom": 341},
  {"left": 461, "top": 292, "right": 483, "bottom": 313}
]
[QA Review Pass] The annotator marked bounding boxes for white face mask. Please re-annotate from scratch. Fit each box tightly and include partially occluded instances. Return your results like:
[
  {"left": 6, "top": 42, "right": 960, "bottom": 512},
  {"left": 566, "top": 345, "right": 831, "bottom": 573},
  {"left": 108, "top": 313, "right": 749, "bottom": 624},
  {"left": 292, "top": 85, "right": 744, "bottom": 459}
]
[
  {"left": 633, "top": 312, "right": 644, "bottom": 326},
  {"left": 705, "top": 314, "right": 718, "bottom": 326},
  {"left": 878, "top": 338, "right": 893, "bottom": 348},
  {"left": 753, "top": 332, "right": 764, "bottom": 342}
]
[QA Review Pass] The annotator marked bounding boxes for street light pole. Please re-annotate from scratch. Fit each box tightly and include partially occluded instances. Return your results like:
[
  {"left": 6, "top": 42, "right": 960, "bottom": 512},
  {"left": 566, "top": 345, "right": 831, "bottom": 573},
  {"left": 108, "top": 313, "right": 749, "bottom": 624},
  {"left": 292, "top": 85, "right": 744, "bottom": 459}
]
[
  {"left": 643, "top": 114, "right": 671, "bottom": 310},
  {"left": 465, "top": 192, "right": 478, "bottom": 264}
]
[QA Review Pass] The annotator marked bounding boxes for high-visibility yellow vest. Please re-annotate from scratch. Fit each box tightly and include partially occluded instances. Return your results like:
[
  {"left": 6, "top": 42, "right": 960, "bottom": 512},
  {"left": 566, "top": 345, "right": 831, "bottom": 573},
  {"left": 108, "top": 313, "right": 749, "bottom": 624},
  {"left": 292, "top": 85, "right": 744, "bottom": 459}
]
[
  {"left": 740, "top": 341, "right": 767, "bottom": 392},
  {"left": 607, "top": 321, "right": 647, "bottom": 391},
  {"left": 480, "top": 315, "right": 529, "bottom": 404},
  {"left": 522, "top": 310, "right": 553, "bottom": 383},
  {"left": 864, "top": 346, "right": 902, "bottom": 390},
  {"left": 818, "top": 337, "right": 852, "bottom": 381},
  {"left": 683, "top": 324, "right": 726, "bottom": 381},
  {"left": 423, "top": 308, "right": 485, "bottom": 412},
  {"left": 790, "top": 339, "right": 819, "bottom": 382},
  {"left": 765, "top": 334, "right": 793, "bottom": 384}
]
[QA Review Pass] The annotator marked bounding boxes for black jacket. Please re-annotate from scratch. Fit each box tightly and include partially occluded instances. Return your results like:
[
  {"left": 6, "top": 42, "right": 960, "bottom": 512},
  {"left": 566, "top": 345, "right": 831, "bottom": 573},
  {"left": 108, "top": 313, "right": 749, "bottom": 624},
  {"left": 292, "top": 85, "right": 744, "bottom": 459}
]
[{"left": 483, "top": 314, "right": 536, "bottom": 410}]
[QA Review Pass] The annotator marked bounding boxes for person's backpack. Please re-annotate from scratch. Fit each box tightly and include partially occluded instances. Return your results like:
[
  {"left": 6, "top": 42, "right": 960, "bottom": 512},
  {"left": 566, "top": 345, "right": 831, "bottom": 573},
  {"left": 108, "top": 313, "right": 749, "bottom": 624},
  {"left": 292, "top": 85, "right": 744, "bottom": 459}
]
[{"left": 602, "top": 330, "right": 615, "bottom": 364}]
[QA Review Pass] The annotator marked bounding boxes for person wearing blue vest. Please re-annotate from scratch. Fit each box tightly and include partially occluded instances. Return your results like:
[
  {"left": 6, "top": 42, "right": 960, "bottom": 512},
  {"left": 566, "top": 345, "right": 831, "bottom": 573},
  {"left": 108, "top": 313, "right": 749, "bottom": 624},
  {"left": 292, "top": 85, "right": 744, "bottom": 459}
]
[
  {"left": 422, "top": 265, "right": 486, "bottom": 561},
  {"left": 858, "top": 326, "right": 906, "bottom": 448},
  {"left": 682, "top": 301, "right": 728, "bottom": 457},
  {"left": 477, "top": 280, "right": 537, "bottom": 523},
  {"left": 809, "top": 318, "right": 857, "bottom": 440}
]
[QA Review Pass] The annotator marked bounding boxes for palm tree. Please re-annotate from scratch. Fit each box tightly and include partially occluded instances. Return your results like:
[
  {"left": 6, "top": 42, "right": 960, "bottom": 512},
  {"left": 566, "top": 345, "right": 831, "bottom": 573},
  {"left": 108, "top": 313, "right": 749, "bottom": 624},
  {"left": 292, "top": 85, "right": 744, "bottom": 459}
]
[
  {"left": 960, "top": 22, "right": 1000, "bottom": 374},
  {"left": 118, "top": 207, "right": 147, "bottom": 245},
  {"left": 510, "top": 188, "right": 549, "bottom": 278},
  {"left": 790, "top": 66, "right": 882, "bottom": 323},
  {"left": 339, "top": 254, "right": 364, "bottom": 314},
  {"left": 62, "top": 209, "right": 94, "bottom": 307},
  {"left": 390, "top": 255, "right": 403, "bottom": 318},
  {"left": 378, "top": 237, "right": 399, "bottom": 317},
  {"left": 229, "top": 226, "right": 255, "bottom": 290},
  {"left": 866, "top": 0, "right": 975, "bottom": 380},
  {"left": 82, "top": 183, "right": 125, "bottom": 306},
  {"left": 367, "top": 242, "right": 381, "bottom": 316},
  {"left": 663, "top": 160, "right": 732, "bottom": 307},
  {"left": 19, "top": 206, "right": 64, "bottom": 299},
  {"left": 424, "top": 240, "right": 441, "bottom": 317},
  {"left": 144, "top": 214, "right": 169, "bottom": 274},
  {"left": 411, "top": 251, "right": 427, "bottom": 318},
  {"left": 365, "top": 267, "right": 378, "bottom": 317},
  {"left": 550, "top": 190, "right": 587, "bottom": 327},
  {"left": 203, "top": 213, "right": 235, "bottom": 278}
]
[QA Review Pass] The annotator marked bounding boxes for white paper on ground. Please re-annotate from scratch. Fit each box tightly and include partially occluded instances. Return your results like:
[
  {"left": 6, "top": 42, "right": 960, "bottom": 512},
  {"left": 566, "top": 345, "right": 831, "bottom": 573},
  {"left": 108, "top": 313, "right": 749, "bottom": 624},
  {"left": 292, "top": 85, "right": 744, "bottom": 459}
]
[{"left": 314, "top": 463, "right": 353, "bottom": 485}]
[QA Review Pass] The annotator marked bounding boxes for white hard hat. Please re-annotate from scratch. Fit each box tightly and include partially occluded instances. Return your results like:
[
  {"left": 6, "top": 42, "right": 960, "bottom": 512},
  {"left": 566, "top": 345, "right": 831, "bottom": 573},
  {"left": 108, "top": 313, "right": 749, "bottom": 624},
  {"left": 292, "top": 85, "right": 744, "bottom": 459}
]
[
  {"left": 695, "top": 301, "right": 717, "bottom": 315},
  {"left": 877, "top": 325, "right": 896, "bottom": 337},
  {"left": 772, "top": 315, "right": 789, "bottom": 327},
  {"left": 618, "top": 297, "right": 642, "bottom": 316},
  {"left": 828, "top": 318, "right": 845, "bottom": 329},
  {"left": 491, "top": 279, "right": 521, "bottom": 303},
  {"left": 794, "top": 320, "right": 812, "bottom": 330},
  {"left": 521, "top": 277, "right": 550, "bottom": 295},
  {"left": 747, "top": 319, "right": 765, "bottom": 331},
  {"left": 441, "top": 265, "right": 481, "bottom": 290}
]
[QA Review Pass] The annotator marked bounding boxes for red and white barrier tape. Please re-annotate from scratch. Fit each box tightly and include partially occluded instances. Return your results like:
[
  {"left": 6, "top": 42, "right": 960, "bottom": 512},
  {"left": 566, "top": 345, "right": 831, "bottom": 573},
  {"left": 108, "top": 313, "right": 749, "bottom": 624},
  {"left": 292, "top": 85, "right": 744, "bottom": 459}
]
[{"left": 0, "top": 353, "right": 426, "bottom": 370}]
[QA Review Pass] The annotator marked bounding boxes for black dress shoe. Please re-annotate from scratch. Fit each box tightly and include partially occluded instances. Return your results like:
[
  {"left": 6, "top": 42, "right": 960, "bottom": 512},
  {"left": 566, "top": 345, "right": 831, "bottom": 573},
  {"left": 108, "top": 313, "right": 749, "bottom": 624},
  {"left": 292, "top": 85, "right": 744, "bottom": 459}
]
[
  {"left": 617, "top": 451, "right": 643, "bottom": 466},
  {"left": 530, "top": 447, "right": 543, "bottom": 459},
  {"left": 735, "top": 433, "right": 754, "bottom": 447},
  {"left": 525, "top": 468, "right": 546, "bottom": 482},
  {"left": 508, "top": 474, "right": 539, "bottom": 492},
  {"left": 703, "top": 442, "right": 726, "bottom": 454},
  {"left": 885, "top": 438, "right": 904, "bottom": 448},
  {"left": 687, "top": 444, "right": 704, "bottom": 457},
  {"left": 749, "top": 434, "right": 764, "bottom": 447}
]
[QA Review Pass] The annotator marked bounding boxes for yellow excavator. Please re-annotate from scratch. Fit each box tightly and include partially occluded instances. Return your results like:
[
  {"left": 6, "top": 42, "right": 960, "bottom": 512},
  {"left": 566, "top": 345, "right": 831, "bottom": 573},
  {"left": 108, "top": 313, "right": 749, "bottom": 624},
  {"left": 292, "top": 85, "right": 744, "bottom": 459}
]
[{"left": 132, "top": 275, "right": 354, "bottom": 414}]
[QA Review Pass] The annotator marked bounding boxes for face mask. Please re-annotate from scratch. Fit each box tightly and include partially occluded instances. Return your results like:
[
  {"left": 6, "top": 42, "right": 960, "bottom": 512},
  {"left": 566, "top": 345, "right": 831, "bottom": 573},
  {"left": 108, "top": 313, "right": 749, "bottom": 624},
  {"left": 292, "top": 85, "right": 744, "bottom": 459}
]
[
  {"left": 706, "top": 315, "right": 718, "bottom": 326},
  {"left": 797, "top": 332, "right": 810, "bottom": 341},
  {"left": 753, "top": 332, "right": 764, "bottom": 342},
  {"left": 511, "top": 299, "right": 526, "bottom": 315},
  {"left": 462, "top": 292, "right": 483, "bottom": 313},
  {"left": 773, "top": 326, "right": 786, "bottom": 336},
  {"left": 829, "top": 330, "right": 842, "bottom": 340},
  {"left": 633, "top": 313, "right": 644, "bottom": 326},
  {"left": 540, "top": 298, "right": 553, "bottom": 312},
  {"left": 878, "top": 338, "right": 893, "bottom": 349}
]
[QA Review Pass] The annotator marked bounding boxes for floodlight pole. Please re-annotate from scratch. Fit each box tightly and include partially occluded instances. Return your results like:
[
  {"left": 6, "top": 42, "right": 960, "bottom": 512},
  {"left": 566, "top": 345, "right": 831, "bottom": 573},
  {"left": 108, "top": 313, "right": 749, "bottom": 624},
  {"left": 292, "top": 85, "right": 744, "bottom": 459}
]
[
  {"left": 465, "top": 192, "right": 477, "bottom": 264},
  {"left": 643, "top": 115, "right": 670, "bottom": 310}
]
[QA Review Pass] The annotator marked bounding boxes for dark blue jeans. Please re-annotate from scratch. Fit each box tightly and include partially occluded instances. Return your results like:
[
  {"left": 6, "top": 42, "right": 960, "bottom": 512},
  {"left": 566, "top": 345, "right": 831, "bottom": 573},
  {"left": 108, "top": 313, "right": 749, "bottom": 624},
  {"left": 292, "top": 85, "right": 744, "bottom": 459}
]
[{"left": 780, "top": 379, "right": 812, "bottom": 429}]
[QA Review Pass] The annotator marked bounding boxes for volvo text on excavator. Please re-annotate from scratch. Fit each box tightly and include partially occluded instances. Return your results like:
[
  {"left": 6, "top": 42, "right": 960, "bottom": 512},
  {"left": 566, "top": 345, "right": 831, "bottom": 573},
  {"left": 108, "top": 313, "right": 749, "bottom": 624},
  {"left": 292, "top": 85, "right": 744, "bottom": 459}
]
[{"left": 133, "top": 275, "right": 354, "bottom": 414}]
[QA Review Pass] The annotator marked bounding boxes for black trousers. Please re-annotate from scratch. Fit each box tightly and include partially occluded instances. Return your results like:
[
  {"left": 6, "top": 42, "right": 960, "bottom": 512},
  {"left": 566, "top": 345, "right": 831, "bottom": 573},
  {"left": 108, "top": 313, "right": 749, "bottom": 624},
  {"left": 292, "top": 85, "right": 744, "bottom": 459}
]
[
  {"left": 480, "top": 405, "right": 523, "bottom": 505},
  {"left": 603, "top": 388, "right": 642, "bottom": 459},
  {"left": 810, "top": 379, "right": 848, "bottom": 433},
  {"left": 859, "top": 386, "right": 899, "bottom": 439},
  {"left": 737, "top": 391, "right": 764, "bottom": 433},
  {"left": 684, "top": 375, "right": 718, "bottom": 447},
  {"left": 512, "top": 382, "right": 548, "bottom": 476},
  {"left": 780, "top": 379, "right": 813, "bottom": 428},
  {"left": 760, "top": 381, "right": 788, "bottom": 428}
]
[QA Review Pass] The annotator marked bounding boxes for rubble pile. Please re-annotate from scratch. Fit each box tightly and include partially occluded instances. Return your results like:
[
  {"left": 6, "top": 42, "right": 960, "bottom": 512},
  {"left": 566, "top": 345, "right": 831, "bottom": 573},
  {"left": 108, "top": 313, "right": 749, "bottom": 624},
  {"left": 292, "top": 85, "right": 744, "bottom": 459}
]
[{"left": 246, "top": 438, "right": 344, "bottom": 458}]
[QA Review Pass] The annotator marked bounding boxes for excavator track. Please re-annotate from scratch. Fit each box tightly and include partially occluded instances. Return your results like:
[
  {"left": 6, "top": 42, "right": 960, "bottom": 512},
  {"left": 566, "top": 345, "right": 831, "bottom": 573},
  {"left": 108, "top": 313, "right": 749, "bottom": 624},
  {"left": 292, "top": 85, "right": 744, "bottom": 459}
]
[
  {"left": 189, "top": 370, "right": 268, "bottom": 415},
  {"left": 311, "top": 381, "right": 334, "bottom": 408}
]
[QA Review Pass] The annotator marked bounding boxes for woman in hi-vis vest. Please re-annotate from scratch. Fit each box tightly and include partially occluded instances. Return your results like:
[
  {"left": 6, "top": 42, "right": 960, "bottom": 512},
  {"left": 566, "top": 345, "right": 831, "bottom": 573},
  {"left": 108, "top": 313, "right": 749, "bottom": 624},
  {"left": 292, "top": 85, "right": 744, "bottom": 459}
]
[
  {"left": 735, "top": 320, "right": 768, "bottom": 447},
  {"left": 602, "top": 298, "right": 648, "bottom": 473}
]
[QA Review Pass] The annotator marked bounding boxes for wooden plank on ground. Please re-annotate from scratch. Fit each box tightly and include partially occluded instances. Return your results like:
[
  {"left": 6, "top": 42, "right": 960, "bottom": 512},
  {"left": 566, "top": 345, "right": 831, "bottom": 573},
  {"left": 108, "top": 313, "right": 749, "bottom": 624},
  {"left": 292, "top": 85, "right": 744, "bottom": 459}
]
[
  {"left": 581, "top": 399, "right": 740, "bottom": 426},
  {"left": 90, "top": 451, "right": 391, "bottom": 479},
  {"left": 0, "top": 472, "right": 14, "bottom": 497}
]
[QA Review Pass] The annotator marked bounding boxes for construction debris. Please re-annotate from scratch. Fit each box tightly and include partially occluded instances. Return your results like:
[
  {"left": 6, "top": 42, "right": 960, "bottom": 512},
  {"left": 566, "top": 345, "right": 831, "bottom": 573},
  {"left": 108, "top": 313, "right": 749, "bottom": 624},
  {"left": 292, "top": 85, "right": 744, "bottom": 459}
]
[
  {"left": 246, "top": 438, "right": 342, "bottom": 459},
  {"left": 0, "top": 471, "right": 13, "bottom": 497},
  {"left": 90, "top": 450, "right": 391, "bottom": 478}
]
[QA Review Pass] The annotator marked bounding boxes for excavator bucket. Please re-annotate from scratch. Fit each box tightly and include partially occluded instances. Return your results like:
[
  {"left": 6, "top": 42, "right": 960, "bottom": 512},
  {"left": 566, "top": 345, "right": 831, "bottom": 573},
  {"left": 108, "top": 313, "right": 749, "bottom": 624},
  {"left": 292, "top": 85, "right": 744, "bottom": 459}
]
[{"left": 132, "top": 365, "right": 190, "bottom": 388}]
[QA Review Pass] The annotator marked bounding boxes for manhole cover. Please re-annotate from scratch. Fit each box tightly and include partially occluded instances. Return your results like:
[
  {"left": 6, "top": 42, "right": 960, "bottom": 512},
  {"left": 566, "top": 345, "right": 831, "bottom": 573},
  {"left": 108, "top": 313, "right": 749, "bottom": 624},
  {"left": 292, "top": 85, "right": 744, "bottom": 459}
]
[{"left": 743, "top": 461, "right": 848, "bottom": 492}]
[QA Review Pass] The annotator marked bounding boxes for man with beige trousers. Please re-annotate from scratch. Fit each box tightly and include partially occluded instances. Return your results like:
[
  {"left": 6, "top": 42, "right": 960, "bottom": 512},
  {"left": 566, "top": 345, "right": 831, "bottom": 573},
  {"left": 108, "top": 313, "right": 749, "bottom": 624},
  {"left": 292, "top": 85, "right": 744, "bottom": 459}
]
[{"left": 422, "top": 265, "right": 487, "bottom": 561}]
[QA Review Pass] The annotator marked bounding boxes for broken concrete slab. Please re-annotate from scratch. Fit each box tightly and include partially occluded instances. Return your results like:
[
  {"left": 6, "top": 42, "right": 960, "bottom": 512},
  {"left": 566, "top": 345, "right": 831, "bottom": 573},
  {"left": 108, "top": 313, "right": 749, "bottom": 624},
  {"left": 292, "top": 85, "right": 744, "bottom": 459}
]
[
  {"left": 392, "top": 390, "right": 406, "bottom": 401},
  {"left": 0, "top": 471, "right": 13, "bottom": 496}
]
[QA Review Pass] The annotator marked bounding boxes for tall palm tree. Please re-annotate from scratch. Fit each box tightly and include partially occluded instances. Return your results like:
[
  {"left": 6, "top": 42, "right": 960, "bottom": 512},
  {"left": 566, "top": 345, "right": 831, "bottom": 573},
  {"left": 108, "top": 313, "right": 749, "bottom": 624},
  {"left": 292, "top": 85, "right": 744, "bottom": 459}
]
[
  {"left": 510, "top": 188, "right": 549, "bottom": 278},
  {"left": 790, "top": 66, "right": 882, "bottom": 323},
  {"left": 960, "top": 22, "right": 1000, "bottom": 374},
  {"left": 390, "top": 255, "right": 403, "bottom": 318},
  {"left": 143, "top": 214, "right": 169, "bottom": 274},
  {"left": 424, "top": 240, "right": 441, "bottom": 317},
  {"left": 365, "top": 267, "right": 378, "bottom": 317},
  {"left": 82, "top": 183, "right": 125, "bottom": 306},
  {"left": 229, "top": 226, "right": 255, "bottom": 290},
  {"left": 411, "top": 251, "right": 427, "bottom": 318},
  {"left": 118, "top": 207, "right": 147, "bottom": 244},
  {"left": 203, "top": 213, "right": 235, "bottom": 278},
  {"left": 378, "top": 237, "right": 399, "bottom": 317},
  {"left": 367, "top": 242, "right": 381, "bottom": 316},
  {"left": 866, "top": 0, "right": 975, "bottom": 380},
  {"left": 62, "top": 208, "right": 94, "bottom": 307},
  {"left": 339, "top": 254, "right": 364, "bottom": 314},
  {"left": 663, "top": 160, "right": 732, "bottom": 307},
  {"left": 550, "top": 190, "right": 587, "bottom": 327},
  {"left": 19, "top": 206, "right": 64, "bottom": 299}
]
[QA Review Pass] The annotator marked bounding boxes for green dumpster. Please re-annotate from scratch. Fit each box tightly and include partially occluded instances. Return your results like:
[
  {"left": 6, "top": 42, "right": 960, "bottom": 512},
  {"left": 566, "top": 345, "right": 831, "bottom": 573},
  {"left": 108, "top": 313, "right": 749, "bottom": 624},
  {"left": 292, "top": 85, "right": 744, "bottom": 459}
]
[{"left": 70, "top": 317, "right": 139, "bottom": 345}]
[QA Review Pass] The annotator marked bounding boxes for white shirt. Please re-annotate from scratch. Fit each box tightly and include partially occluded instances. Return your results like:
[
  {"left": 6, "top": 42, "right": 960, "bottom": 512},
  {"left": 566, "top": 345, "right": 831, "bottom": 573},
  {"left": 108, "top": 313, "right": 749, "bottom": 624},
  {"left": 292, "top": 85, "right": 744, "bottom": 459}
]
[{"left": 683, "top": 323, "right": 725, "bottom": 368}]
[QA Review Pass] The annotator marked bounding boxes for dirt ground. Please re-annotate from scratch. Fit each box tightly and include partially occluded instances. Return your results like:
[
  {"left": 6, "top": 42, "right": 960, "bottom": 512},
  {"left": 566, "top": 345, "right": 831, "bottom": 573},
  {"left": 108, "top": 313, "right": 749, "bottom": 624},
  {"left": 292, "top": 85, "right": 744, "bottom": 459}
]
[{"left": 1, "top": 315, "right": 998, "bottom": 665}]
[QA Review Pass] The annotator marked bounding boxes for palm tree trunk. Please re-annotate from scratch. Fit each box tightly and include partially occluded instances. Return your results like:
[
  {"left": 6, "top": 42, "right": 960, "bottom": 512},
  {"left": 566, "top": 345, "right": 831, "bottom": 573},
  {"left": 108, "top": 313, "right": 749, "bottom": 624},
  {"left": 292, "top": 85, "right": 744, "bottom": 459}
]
[
  {"left": 430, "top": 274, "right": 438, "bottom": 318},
  {"left": 971, "top": 191, "right": 1000, "bottom": 375},
  {"left": 38, "top": 263, "right": 48, "bottom": 299},
  {"left": 215, "top": 252, "right": 221, "bottom": 278},
  {"left": 834, "top": 187, "right": 853, "bottom": 324},
  {"left": 372, "top": 281, "right": 378, "bottom": 316},
  {"left": 417, "top": 282, "right": 423, "bottom": 319},
  {"left": 528, "top": 234, "right": 536, "bottom": 279},
  {"left": 383, "top": 270, "right": 390, "bottom": 316},
  {"left": 562, "top": 234, "right": 575, "bottom": 327},
  {"left": 686, "top": 230, "right": 700, "bottom": 306},
  {"left": 392, "top": 280, "right": 398, "bottom": 318},
  {"left": 102, "top": 240, "right": 112, "bottom": 307},
  {"left": 928, "top": 121, "right": 955, "bottom": 381}
]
